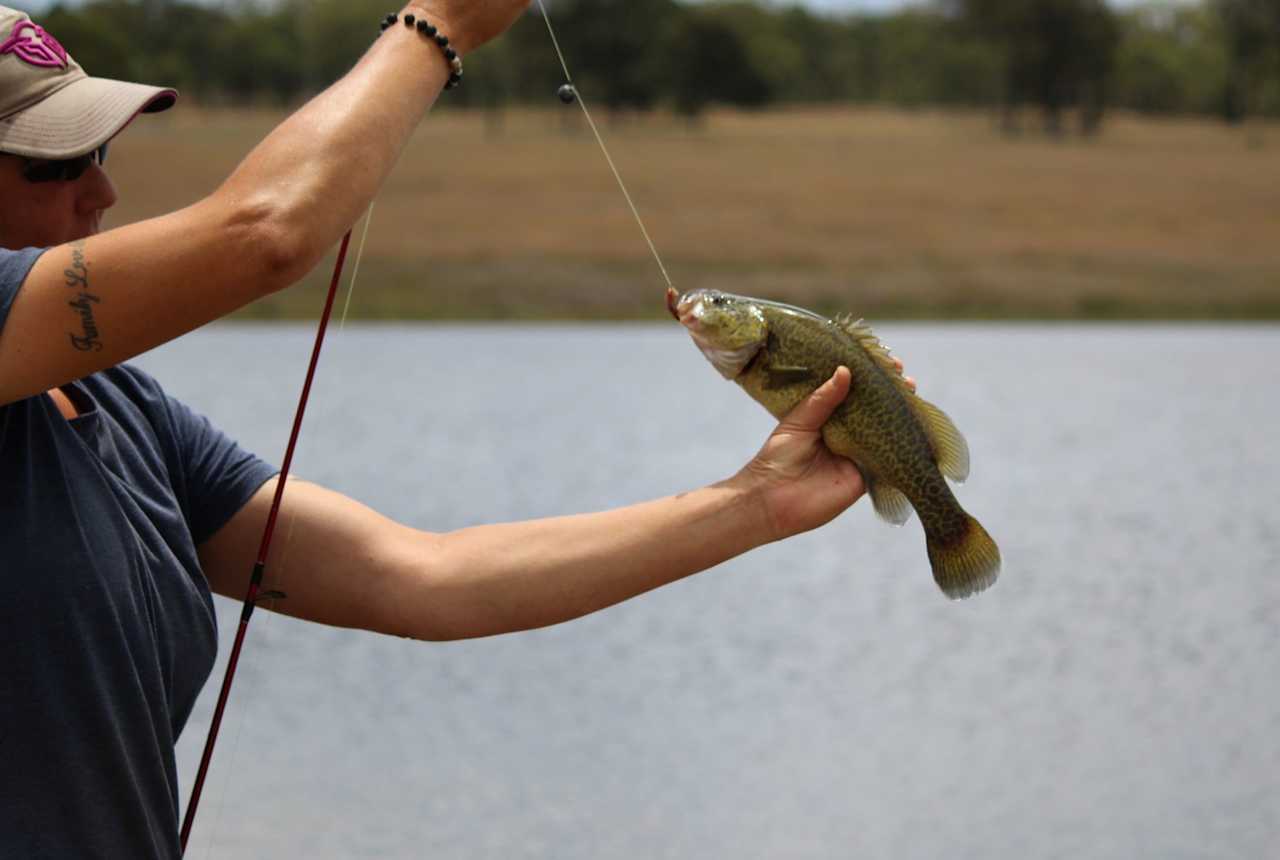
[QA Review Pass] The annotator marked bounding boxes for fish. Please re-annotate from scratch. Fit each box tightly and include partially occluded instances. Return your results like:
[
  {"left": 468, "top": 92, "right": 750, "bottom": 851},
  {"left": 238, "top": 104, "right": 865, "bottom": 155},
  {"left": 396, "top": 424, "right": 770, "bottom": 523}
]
[{"left": 667, "top": 287, "right": 1000, "bottom": 599}]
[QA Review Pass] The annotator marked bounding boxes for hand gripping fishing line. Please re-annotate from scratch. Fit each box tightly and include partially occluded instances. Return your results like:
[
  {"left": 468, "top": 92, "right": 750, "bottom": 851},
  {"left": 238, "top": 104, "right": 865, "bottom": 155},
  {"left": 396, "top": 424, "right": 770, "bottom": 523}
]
[{"left": 182, "top": 4, "right": 671, "bottom": 850}]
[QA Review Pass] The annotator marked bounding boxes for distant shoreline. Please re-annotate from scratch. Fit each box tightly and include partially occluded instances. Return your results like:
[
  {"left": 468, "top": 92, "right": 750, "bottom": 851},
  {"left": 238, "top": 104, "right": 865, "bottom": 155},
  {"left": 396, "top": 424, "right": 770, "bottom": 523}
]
[{"left": 111, "top": 107, "right": 1278, "bottom": 322}]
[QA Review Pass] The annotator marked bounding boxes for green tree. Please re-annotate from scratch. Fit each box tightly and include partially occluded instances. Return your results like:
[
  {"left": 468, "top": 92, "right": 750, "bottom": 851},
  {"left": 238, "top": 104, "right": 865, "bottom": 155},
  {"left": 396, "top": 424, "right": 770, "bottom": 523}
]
[
  {"left": 551, "top": 0, "right": 679, "bottom": 114},
  {"left": 1114, "top": 4, "right": 1229, "bottom": 115},
  {"left": 666, "top": 7, "right": 770, "bottom": 117},
  {"left": 943, "top": 0, "right": 1120, "bottom": 135},
  {"left": 1215, "top": 0, "right": 1280, "bottom": 120}
]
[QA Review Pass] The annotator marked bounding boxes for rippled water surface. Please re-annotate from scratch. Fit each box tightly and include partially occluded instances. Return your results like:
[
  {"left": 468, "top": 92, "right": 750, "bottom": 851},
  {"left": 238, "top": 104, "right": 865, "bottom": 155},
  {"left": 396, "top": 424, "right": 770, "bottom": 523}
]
[{"left": 137, "top": 323, "right": 1280, "bottom": 859}]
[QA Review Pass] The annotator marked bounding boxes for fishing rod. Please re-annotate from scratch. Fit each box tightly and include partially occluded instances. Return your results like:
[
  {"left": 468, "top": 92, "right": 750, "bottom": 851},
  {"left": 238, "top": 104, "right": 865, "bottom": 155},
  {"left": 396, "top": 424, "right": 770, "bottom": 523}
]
[
  {"left": 181, "top": 5, "right": 675, "bottom": 852},
  {"left": 179, "top": 229, "right": 354, "bottom": 853}
]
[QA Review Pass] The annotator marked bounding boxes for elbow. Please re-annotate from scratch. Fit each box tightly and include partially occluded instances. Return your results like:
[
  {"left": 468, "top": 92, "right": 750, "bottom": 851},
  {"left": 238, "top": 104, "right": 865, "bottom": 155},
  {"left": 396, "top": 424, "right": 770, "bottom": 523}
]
[{"left": 216, "top": 195, "right": 325, "bottom": 296}]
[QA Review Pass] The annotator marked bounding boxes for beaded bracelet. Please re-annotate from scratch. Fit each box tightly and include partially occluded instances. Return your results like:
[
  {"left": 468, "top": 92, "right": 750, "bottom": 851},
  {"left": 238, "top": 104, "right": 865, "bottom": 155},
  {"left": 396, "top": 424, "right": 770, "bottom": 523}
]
[{"left": 381, "top": 11, "right": 464, "bottom": 90}]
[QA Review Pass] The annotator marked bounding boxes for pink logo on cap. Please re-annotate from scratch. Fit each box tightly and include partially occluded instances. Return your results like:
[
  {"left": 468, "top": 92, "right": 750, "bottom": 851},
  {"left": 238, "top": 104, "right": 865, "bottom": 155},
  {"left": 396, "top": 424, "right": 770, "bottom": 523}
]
[{"left": 1, "top": 21, "right": 69, "bottom": 70}]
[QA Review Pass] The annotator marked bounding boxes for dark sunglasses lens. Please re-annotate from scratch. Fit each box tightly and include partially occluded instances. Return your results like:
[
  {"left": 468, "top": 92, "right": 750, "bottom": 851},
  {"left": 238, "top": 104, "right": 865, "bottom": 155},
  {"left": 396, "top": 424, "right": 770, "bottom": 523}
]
[
  {"left": 22, "top": 153, "right": 95, "bottom": 183},
  {"left": 96, "top": 142, "right": 108, "bottom": 167}
]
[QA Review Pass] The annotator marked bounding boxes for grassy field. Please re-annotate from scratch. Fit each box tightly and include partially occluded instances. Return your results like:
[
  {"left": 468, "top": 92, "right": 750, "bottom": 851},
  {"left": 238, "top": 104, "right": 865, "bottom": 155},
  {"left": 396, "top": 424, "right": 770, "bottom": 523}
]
[{"left": 108, "top": 106, "right": 1280, "bottom": 321}]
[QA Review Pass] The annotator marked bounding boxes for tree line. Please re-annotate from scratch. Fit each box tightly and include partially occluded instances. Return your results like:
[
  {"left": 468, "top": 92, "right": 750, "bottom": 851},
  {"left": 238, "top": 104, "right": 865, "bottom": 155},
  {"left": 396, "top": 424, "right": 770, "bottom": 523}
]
[{"left": 39, "top": 0, "right": 1280, "bottom": 134}]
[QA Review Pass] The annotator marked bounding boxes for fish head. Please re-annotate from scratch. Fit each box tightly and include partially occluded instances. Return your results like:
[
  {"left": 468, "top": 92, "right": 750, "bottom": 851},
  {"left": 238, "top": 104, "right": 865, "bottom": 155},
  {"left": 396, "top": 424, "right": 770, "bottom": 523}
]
[{"left": 672, "top": 288, "right": 768, "bottom": 380}]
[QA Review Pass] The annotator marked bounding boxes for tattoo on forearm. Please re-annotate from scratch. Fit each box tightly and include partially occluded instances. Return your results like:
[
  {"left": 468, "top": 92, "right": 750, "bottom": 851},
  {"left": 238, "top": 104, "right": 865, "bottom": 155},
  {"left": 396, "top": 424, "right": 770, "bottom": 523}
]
[{"left": 64, "top": 240, "right": 102, "bottom": 352}]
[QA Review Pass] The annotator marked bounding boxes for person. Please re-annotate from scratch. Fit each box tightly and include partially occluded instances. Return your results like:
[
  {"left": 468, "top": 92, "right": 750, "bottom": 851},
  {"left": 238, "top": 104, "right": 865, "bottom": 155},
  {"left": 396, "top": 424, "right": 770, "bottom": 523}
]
[{"left": 0, "top": 3, "right": 904, "bottom": 857}]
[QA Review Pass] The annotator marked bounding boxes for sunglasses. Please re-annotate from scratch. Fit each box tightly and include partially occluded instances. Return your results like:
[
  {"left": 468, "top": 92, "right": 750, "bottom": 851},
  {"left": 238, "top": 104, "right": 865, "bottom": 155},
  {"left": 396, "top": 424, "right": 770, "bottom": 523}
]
[{"left": 21, "top": 143, "right": 109, "bottom": 183}]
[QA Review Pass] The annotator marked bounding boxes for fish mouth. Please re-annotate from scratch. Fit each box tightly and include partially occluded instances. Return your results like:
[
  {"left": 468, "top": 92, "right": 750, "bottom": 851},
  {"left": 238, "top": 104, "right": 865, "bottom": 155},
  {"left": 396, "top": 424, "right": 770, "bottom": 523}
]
[{"left": 668, "top": 289, "right": 705, "bottom": 332}]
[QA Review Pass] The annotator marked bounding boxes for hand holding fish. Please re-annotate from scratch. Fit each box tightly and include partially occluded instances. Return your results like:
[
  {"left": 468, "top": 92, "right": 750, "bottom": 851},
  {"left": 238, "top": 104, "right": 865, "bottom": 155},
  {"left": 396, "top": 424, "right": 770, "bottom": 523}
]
[
  {"left": 735, "top": 361, "right": 917, "bottom": 542},
  {"left": 672, "top": 287, "right": 1000, "bottom": 598},
  {"left": 733, "top": 367, "right": 866, "bottom": 541}
]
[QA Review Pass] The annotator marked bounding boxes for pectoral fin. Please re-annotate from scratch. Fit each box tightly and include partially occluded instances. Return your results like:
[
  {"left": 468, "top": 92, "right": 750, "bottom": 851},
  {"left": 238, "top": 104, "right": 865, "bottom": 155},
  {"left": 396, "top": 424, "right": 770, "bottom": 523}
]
[{"left": 764, "top": 365, "right": 816, "bottom": 388}]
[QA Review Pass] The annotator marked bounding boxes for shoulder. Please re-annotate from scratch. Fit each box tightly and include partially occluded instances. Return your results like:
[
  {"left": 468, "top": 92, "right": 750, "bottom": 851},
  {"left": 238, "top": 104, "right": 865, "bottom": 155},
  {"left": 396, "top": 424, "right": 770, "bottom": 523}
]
[
  {"left": 0, "top": 246, "right": 48, "bottom": 322},
  {"left": 80, "top": 363, "right": 169, "bottom": 411},
  {"left": 77, "top": 363, "right": 190, "bottom": 449},
  {"left": 0, "top": 246, "right": 46, "bottom": 279}
]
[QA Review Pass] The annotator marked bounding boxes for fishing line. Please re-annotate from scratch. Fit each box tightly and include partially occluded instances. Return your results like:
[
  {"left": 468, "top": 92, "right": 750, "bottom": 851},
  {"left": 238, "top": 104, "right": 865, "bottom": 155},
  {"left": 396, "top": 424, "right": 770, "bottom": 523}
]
[
  {"left": 535, "top": 0, "right": 676, "bottom": 294},
  {"left": 339, "top": 202, "right": 377, "bottom": 331}
]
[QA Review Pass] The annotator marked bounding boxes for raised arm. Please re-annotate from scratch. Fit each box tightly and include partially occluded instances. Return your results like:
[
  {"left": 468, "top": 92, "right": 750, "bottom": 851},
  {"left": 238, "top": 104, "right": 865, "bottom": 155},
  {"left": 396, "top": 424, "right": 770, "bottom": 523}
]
[
  {"left": 0, "top": 1, "right": 529, "bottom": 407},
  {"left": 199, "top": 369, "right": 867, "bottom": 641}
]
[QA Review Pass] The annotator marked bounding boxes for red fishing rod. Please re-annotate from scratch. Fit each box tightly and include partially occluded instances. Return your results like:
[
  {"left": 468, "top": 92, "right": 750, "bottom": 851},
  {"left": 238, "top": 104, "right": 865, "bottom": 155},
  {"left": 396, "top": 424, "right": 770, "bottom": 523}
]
[{"left": 179, "top": 229, "right": 354, "bottom": 853}]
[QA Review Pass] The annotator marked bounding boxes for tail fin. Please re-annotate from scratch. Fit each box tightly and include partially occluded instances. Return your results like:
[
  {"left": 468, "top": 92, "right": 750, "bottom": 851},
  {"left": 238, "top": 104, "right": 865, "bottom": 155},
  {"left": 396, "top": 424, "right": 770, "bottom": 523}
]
[{"left": 926, "top": 514, "right": 1001, "bottom": 599}]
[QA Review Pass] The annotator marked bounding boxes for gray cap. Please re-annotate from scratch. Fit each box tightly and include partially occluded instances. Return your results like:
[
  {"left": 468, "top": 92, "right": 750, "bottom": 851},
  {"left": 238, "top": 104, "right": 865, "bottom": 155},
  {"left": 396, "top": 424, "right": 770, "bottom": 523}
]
[{"left": 0, "top": 6, "right": 176, "bottom": 159}]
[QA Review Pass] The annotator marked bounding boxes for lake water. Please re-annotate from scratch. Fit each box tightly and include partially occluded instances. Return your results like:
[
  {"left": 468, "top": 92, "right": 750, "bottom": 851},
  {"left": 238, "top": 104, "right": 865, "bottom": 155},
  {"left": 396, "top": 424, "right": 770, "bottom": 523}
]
[{"left": 138, "top": 323, "right": 1279, "bottom": 859}]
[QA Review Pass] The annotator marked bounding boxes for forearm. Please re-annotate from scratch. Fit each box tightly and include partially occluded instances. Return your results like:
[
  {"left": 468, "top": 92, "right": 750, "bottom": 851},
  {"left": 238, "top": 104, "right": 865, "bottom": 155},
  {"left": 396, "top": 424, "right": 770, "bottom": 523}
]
[
  {"left": 199, "top": 371, "right": 861, "bottom": 644},
  {"left": 406, "top": 478, "right": 772, "bottom": 640},
  {"left": 201, "top": 475, "right": 773, "bottom": 643},
  {"left": 217, "top": 4, "right": 450, "bottom": 284}
]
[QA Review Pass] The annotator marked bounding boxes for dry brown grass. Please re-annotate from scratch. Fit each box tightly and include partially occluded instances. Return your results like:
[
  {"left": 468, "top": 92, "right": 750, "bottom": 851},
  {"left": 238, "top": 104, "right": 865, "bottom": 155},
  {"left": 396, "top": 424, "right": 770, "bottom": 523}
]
[{"left": 107, "top": 105, "right": 1280, "bottom": 320}]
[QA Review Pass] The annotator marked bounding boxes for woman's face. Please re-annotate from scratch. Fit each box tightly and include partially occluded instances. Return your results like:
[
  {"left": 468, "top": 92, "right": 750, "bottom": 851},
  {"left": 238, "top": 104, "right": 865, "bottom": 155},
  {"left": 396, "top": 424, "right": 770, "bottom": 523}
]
[{"left": 0, "top": 152, "right": 117, "bottom": 249}]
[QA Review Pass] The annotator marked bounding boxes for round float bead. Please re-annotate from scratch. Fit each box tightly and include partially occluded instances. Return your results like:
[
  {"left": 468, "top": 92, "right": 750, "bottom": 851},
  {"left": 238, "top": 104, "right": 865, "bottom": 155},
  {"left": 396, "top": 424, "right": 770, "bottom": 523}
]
[{"left": 558, "top": 84, "right": 578, "bottom": 104}]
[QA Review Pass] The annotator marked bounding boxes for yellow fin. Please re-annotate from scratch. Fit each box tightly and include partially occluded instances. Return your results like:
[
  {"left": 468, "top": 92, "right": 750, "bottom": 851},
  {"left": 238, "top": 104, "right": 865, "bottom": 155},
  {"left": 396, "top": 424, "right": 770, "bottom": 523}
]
[
  {"left": 836, "top": 314, "right": 969, "bottom": 483},
  {"left": 867, "top": 478, "right": 914, "bottom": 526},
  {"left": 910, "top": 397, "right": 971, "bottom": 484},
  {"left": 927, "top": 513, "right": 1001, "bottom": 599}
]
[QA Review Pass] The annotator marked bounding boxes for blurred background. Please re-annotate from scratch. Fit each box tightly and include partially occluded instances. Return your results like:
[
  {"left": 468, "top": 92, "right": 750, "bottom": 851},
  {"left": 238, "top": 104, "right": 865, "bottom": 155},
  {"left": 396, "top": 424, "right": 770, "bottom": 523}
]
[
  {"left": 10, "top": 2, "right": 1279, "bottom": 858},
  {"left": 11, "top": 0, "right": 1280, "bottom": 320}
]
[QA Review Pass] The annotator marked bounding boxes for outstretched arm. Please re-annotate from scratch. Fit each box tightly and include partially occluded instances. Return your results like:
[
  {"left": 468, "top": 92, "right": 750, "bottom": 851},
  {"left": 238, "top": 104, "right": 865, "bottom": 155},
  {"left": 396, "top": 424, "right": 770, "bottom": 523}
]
[{"left": 199, "top": 369, "right": 864, "bottom": 641}]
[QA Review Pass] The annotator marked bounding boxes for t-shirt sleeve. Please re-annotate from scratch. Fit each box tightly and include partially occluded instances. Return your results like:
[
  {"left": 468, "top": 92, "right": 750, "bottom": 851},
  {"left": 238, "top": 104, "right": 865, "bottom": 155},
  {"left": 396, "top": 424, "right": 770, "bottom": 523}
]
[
  {"left": 0, "top": 246, "right": 46, "bottom": 337},
  {"left": 161, "top": 392, "right": 279, "bottom": 546}
]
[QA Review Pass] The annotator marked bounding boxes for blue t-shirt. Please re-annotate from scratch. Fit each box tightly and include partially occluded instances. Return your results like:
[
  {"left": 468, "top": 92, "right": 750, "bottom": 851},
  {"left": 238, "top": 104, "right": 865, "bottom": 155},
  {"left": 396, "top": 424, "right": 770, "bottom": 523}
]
[{"left": 0, "top": 247, "right": 277, "bottom": 859}]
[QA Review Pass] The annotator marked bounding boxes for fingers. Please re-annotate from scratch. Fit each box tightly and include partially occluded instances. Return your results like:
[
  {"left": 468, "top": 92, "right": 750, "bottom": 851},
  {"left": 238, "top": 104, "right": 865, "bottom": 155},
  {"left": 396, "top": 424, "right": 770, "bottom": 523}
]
[
  {"left": 892, "top": 356, "right": 917, "bottom": 393},
  {"left": 781, "top": 367, "right": 851, "bottom": 433}
]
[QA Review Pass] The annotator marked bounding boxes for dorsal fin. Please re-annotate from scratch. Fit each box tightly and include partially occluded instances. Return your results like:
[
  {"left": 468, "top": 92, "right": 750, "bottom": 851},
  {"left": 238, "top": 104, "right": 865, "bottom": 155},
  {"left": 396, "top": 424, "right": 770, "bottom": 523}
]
[
  {"left": 835, "top": 314, "right": 908, "bottom": 386},
  {"left": 835, "top": 314, "right": 971, "bottom": 484}
]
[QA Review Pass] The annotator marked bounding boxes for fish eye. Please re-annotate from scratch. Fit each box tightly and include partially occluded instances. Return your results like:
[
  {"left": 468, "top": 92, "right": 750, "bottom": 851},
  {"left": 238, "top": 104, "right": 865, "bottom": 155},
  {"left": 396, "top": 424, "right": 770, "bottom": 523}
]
[{"left": 711, "top": 295, "right": 727, "bottom": 306}]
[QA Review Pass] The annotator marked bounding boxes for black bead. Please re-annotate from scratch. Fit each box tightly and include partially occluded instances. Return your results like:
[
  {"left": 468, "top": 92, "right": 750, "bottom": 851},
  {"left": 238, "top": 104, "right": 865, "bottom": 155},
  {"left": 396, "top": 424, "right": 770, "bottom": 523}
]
[
  {"left": 444, "top": 47, "right": 457, "bottom": 61},
  {"left": 380, "top": 22, "right": 390, "bottom": 31},
  {"left": 423, "top": 23, "right": 437, "bottom": 36},
  {"left": 383, "top": 13, "right": 397, "bottom": 25},
  {"left": 404, "top": 14, "right": 415, "bottom": 26},
  {"left": 435, "top": 33, "right": 449, "bottom": 47},
  {"left": 558, "top": 84, "right": 578, "bottom": 105},
  {"left": 417, "top": 20, "right": 431, "bottom": 35}
]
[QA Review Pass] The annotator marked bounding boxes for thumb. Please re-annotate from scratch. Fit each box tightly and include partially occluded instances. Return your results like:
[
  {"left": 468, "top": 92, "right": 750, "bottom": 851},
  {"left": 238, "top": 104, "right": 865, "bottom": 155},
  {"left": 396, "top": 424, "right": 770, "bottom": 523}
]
[{"left": 780, "top": 367, "right": 851, "bottom": 433}]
